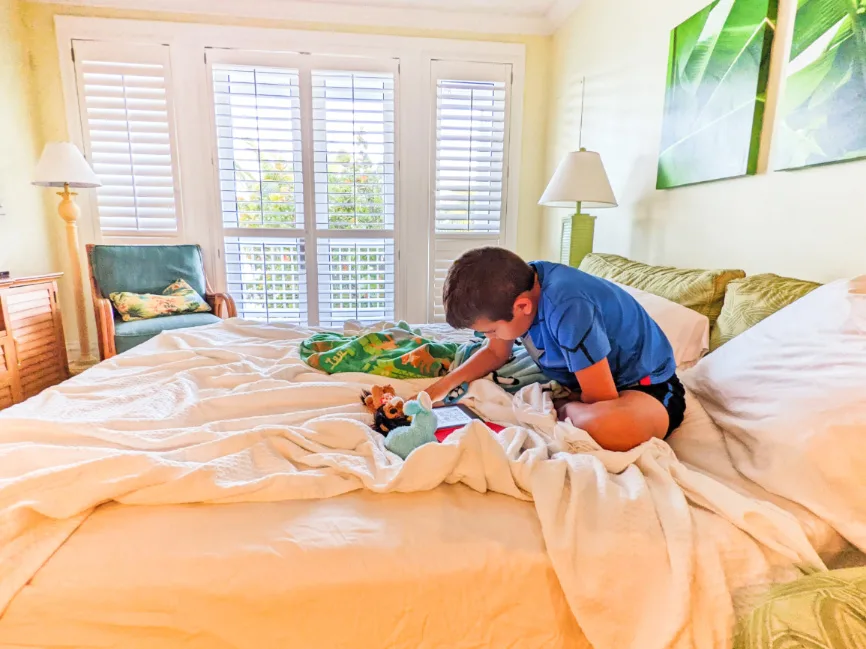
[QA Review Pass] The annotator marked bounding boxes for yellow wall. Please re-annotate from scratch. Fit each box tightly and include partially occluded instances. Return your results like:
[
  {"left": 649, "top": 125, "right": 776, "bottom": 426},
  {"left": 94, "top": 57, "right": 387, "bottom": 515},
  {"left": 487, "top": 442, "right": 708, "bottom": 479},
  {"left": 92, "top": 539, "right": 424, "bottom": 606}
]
[
  {"left": 0, "top": 0, "right": 57, "bottom": 278},
  {"left": 545, "top": 0, "right": 866, "bottom": 282}
]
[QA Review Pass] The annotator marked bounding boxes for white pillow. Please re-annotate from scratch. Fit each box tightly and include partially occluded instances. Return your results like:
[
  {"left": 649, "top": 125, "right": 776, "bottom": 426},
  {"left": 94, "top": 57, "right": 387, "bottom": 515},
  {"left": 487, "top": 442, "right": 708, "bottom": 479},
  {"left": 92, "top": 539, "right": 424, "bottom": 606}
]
[
  {"left": 612, "top": 281, "right": 710, "bottom": 369},
  {"left": 683, "top": 277, "right": 866, "bottom": 550}
]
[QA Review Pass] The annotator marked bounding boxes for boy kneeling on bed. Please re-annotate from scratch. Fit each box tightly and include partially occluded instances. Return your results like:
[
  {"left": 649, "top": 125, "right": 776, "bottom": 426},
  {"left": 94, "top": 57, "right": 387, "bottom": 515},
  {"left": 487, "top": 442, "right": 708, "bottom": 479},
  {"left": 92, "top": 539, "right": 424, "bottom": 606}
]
[{"left": 424, "top": 247, "right": 686, "bottom": 452}]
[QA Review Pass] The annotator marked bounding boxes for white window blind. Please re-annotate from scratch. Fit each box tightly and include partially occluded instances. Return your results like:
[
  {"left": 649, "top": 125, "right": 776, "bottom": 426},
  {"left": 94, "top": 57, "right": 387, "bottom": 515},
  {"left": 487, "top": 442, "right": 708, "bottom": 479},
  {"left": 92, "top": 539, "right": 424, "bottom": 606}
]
[
  {"left": 208, "top": 56, "right": 397, "bottom": 327},
  {"left": 317, "top": 238, "right": 395, "bottom": 325},
  {"left": 560, "top": 216, "right": 573, "bottom": 265},
  {"left": 429, "top": 61, "right": 511, "bottom": 322},
  {"left": 72, "top": 41, "right": 180, "bottom": 235},
  {"left": 224, "top": 237, "right": 307, "bottom": 323},
  {"left": 434, "top": 79, "right": 506, "bottom": 234},
  {"left": 213, "top": 65, "right": 304, "bottom": 230},
  {"left": 312, "top": 70, "right": 396, "bottom": 327},
  {"left": 312, "top": 71, "right": 395, "bottom": 231}
]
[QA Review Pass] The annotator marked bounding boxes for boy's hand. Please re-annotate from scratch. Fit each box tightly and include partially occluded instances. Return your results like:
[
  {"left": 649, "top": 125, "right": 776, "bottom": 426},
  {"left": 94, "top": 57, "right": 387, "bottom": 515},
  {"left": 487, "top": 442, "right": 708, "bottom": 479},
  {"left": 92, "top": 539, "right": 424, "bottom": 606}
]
[
  {"left": 411, "top": 382, "right": 451, "bottom": 406},
  {"left": 417, "top": 338, "right": 513, "bottom": 406}
]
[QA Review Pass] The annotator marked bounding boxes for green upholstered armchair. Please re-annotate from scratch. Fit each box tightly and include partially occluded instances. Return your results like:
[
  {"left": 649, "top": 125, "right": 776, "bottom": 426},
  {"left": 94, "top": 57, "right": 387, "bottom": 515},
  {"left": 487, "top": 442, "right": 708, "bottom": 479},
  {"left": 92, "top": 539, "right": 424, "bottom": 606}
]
[{"left": 86, "top": 244, "right": 236, "bottom": 359}]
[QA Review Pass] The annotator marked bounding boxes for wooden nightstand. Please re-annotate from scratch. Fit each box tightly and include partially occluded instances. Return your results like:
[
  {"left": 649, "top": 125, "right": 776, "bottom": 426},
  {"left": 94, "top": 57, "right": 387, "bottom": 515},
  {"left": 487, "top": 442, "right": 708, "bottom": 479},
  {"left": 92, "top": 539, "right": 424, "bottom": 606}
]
[{"left": 0, "top": 273, "right": 70, "bottom": 410}]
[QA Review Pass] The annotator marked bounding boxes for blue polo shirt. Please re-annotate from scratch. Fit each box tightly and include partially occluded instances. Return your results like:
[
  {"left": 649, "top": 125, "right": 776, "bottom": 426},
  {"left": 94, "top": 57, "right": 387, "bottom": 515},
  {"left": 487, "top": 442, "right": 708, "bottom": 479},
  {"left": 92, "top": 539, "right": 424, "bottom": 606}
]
[{"left": 523, "top": 261, "right": 675, "bottom": 390}]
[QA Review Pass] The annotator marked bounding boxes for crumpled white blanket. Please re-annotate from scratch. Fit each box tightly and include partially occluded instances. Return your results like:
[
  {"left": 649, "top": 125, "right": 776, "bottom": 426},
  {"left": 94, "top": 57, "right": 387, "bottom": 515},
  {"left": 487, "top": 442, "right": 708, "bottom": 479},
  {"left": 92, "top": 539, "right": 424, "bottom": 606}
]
[{"left": 0, "top": 319, "right": 824, "bottom": 649}]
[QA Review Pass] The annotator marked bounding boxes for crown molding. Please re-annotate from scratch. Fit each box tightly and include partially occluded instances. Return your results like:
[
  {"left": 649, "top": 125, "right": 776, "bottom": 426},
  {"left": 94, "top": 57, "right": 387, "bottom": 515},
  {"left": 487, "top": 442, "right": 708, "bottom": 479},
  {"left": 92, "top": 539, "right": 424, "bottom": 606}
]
[
  {"left": 29, "top": 0, "right": 557, "bottom": 35},
  {"left": 545, "top": 0, "right": 583, "bottom": 29}
]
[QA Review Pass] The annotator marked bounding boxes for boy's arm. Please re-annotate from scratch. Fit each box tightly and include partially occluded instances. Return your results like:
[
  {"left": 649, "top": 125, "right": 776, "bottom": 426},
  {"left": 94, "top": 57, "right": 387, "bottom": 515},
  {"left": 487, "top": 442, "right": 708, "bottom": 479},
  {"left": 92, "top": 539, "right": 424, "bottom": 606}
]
[
  {"left": 574, "top": 358, "right": 619, "bottom": 403},
  {"left": 552, "top": 298, "right": 618, "bottom": 403},
  {"left": 425, "top": 337, "right": 513, "bottom": 403}
]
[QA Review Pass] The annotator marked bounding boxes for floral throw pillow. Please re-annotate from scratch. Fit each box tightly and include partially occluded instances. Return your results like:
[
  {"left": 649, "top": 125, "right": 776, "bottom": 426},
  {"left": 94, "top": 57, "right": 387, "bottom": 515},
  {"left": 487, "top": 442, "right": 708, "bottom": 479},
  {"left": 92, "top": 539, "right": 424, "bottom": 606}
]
[{"left": 109, "top": 279, "right": 212, "bottom": 322}]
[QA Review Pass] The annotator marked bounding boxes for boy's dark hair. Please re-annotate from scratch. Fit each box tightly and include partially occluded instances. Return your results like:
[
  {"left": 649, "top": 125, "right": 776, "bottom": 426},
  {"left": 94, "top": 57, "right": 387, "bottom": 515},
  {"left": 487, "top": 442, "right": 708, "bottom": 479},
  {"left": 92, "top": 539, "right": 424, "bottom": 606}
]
[{"left": 443, "top": 247, "right": 535, "bottom": 329}]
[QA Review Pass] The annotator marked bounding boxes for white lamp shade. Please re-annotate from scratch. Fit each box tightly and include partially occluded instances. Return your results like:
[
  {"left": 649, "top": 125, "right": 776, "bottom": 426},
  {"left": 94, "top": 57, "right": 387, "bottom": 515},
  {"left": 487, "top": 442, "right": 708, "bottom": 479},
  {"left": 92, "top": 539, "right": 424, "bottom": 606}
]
[
  {"left": 539, "top": 149, "right": 617, "bottom": 209},
  {"left": 32, "top": 142, "right": 102, "bottom": 189}
]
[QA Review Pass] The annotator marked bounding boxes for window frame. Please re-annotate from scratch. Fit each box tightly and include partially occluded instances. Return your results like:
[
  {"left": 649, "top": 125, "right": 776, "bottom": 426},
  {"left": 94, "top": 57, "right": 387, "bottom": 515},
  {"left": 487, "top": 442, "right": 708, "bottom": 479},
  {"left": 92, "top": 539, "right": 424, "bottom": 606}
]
[{"left": 55, "top": 16, "right": 525, "bottom": 323}]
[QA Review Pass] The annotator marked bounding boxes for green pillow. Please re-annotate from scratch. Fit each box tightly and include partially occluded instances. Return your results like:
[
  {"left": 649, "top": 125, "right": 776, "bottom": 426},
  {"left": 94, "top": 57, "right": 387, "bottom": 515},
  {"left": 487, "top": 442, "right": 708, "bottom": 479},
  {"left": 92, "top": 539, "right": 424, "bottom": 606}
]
[
  {"left": 710, "top": 273, "right": 821, "bottom": 350},
  {"left": 735, "top": 567, "right": 866, "bottom": 649},
  {"left": 110, "top": 278, "right": 212, "bottom": 322},
  {"left": 579, "top": 253, "right": 745, "bottom": 327}
]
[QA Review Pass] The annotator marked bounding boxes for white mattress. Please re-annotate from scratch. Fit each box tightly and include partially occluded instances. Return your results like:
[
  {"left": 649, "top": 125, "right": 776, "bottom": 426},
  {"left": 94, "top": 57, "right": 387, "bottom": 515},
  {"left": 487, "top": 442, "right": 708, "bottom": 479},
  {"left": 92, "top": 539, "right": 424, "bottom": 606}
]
[{"left": 0, "top": 487, "right": 586, "bottom": 649}]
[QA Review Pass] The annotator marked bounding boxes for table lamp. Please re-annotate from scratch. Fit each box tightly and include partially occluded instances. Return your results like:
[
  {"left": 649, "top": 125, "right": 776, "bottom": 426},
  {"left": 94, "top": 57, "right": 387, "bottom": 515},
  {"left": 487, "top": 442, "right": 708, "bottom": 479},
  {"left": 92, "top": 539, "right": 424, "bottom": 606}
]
[
  {"left": 539, "top": 148, "right": 617, "bottom": 268},
  {"left": 33, "top": 142, "right": 102, "bottom": 369}
]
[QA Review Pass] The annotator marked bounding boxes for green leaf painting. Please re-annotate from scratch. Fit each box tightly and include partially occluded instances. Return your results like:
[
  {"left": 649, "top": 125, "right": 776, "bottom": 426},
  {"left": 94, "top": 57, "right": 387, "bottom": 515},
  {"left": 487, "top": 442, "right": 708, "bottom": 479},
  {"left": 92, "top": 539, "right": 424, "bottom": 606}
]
[
  {"left": 774, "top": 0, "right": 866, "bottom": 170},
  {"left": 657, "top": 0, "right": 778, "bottom": 189}
]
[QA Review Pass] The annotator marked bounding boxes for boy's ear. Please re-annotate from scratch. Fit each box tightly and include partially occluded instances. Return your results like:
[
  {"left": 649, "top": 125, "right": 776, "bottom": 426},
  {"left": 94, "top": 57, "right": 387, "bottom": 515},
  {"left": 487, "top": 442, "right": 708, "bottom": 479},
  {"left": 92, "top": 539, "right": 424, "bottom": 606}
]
[{"left": 513, "top": 295, "right": 533, "bottom": 316}]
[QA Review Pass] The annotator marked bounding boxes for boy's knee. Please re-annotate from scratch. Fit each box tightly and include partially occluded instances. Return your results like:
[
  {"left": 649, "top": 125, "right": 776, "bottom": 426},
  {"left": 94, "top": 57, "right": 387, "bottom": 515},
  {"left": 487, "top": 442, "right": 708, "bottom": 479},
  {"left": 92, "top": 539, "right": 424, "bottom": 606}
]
[
  {"left": 558, "top": 401, "right": 595, "bottom": 429},
  {"left": 558, "top": 396, "right": 665, "bottom": 452}
]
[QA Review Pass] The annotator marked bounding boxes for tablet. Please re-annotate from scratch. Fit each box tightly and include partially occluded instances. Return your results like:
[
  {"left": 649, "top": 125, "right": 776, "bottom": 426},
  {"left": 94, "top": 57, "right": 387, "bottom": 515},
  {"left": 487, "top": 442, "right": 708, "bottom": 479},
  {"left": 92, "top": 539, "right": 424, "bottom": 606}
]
[{"left": 433, "top": 403, "right": 481, "bottom": 431}]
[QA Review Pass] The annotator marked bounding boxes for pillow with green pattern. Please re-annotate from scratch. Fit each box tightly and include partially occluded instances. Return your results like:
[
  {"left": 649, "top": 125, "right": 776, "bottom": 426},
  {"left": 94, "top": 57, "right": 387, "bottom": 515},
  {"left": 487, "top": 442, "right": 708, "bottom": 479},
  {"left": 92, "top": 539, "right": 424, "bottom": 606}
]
[
  {"left": 579, "top": 253, "right": 745, "bottom": 328},
  {"left": 710, "top": 274, "right": 821, "bottom": 350},
  {"left": 109, "top": 279, "right": 212, "bottom": 322},
  {"left": 734, "top": 567, "right": 866, "bottom": 649}
]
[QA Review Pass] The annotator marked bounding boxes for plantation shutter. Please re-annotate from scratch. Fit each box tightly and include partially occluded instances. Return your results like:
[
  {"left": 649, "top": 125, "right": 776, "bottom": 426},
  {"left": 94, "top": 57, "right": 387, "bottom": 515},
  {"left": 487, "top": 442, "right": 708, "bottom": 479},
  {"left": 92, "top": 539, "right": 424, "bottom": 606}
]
[
  {"left": 212, "top": 63, "right": 308, "bottom": 323},
  {"left": 312, "top": 70, "right": 396, "bottom": 328},
  {"left": 72, "top": 41, "right": 181, "bottom": 235},
  {"left": 429, "top": 61, "right": 511, "bottom": 322},
  {"left": 560, "top": 216, "right": 573, "bottom": 265},
  {"left": 207, "top": 53, "right": 397, "bottom": 327}
]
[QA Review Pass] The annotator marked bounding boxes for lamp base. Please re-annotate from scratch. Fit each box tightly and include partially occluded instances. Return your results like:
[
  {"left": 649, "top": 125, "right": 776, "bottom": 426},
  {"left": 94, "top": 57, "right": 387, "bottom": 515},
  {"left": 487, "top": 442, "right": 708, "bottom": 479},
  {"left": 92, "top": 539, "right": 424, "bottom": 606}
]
[
  {"left": 68, "top": 357, "right": 98, "bottom": 376},
  {"left": 561, "top": 213, "right": 596, "bottom": 268},
  {"left": 55, "top": 183, "right": 93, "bottom": 371}
]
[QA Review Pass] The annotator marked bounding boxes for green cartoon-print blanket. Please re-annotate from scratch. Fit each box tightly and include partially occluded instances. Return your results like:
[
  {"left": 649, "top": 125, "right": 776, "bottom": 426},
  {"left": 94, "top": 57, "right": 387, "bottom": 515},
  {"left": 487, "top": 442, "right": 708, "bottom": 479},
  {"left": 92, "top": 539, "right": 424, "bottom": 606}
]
[
  {"left": 300, "top": 322, "right": 458, "bottom": 379},
  {"left": 300, "top": 323, "right": 564, "bottom": 395}
]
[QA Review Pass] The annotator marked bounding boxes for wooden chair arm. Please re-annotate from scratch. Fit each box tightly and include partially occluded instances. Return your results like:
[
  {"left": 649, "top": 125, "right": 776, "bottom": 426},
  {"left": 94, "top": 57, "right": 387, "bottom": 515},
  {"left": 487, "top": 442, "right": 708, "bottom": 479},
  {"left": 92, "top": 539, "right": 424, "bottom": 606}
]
[
  {"left": 93, "top": 297, "right": 117, "bottom": 360},
  {"left": 207, "top": 292, "right": 237, "bottom": 319}
]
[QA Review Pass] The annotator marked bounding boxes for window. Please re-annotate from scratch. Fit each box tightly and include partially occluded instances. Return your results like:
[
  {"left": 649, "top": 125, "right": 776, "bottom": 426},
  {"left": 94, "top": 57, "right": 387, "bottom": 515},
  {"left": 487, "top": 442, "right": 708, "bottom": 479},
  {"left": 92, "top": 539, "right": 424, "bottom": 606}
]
[
  {"left": 211, "top": 57, "right": 396, "bottom": 327},
  {"left": 72, "top": 41, "right": 181, "bottom": 235},
  {"left": 429, "top": 61, "right": 511, "bottom": 322},
  {"left": 61, "top": 22, "right": 524, "bottom": 327}
]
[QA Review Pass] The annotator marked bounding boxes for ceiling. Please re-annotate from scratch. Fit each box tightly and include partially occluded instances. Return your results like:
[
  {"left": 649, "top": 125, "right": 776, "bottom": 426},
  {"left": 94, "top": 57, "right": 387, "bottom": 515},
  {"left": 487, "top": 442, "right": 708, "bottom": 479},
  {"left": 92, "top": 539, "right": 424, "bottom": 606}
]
[
  {"left": 307, "top": 0, "right": 559, "bottom": 16},
  {"left": 33, "top": 0, "right": 582, "bottom": 34}
]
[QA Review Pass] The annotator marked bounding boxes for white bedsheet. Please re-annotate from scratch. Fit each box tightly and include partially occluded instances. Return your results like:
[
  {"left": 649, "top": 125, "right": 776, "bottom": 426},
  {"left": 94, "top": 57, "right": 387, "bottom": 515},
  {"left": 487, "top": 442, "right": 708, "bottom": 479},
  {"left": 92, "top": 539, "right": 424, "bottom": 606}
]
[{"left": 0, "top": 319, "right": 832, "bottom": 649}]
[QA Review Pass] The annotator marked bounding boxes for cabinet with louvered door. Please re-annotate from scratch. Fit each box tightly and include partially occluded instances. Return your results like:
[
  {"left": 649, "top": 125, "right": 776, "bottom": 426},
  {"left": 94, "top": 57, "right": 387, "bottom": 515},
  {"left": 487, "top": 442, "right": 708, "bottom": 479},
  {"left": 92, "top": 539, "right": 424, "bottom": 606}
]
[
  {"left": 0, "top": 274, "right": 69, "bottom": 409},
  {"left": 0, "top": 334, "right": 21, "bottom": 409}
]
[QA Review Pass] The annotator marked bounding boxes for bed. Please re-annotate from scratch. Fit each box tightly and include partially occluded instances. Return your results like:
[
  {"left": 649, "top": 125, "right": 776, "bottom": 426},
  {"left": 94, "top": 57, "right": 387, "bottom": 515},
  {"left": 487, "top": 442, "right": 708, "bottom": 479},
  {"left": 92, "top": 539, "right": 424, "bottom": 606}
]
[
  {"left": 0, "top": 277, "right": 864, "bottom": 649},
  {"left": 0, "top": 395, "right": 852, "bottom": 649}
]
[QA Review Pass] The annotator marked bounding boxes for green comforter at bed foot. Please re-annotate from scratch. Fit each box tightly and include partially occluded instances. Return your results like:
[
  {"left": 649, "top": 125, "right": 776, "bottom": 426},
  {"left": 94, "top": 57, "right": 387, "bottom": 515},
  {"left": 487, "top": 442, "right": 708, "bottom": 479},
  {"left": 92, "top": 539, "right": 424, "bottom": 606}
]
[{"left": 300, "top": 323, "right": 459, "bottom": 379}]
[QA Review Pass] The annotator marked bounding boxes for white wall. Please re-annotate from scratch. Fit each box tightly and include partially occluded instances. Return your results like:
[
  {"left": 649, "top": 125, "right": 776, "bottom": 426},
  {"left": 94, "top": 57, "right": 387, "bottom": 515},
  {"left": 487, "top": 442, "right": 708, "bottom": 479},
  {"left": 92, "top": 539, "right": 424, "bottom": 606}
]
[
  {"left": 545, "top": 0, "right": 866, "bottom": 283},
  {"left": 0, "top": 0, "right": 57, "bottom": 278}
]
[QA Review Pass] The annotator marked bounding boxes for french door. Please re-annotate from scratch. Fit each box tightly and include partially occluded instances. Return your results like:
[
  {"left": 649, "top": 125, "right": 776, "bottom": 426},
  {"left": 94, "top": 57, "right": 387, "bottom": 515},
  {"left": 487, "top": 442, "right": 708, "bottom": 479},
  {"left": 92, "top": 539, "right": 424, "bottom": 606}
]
[{"left": 206, "top": 50, "right": 397, "bottom": 327}]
